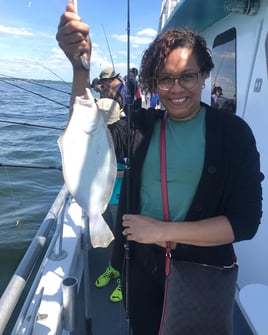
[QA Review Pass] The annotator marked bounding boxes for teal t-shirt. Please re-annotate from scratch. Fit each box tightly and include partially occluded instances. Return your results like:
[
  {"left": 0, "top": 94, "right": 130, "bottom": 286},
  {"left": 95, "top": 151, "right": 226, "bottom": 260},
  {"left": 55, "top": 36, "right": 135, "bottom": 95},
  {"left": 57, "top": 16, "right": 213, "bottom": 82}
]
[{"left": 140, "top": 108, "right": 206, "bottom": 221}]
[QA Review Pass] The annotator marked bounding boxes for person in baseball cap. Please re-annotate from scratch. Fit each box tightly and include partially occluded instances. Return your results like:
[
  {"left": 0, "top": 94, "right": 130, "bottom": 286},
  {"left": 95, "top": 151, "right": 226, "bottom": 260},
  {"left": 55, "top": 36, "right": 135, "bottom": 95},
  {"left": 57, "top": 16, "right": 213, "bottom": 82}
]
[
  {"left": 99, "top": 67, "right": 120, "bottom": 80},
  {"left": 98, "top": 67, "right": 127, "bottom": 108}
]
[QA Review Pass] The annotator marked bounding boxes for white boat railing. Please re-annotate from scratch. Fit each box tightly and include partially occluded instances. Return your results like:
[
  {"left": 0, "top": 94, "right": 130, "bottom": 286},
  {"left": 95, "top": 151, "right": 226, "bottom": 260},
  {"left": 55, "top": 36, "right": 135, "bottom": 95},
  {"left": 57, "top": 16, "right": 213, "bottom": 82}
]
[{"left": 0, "top": 184, "right": 69, "bottom": 335}]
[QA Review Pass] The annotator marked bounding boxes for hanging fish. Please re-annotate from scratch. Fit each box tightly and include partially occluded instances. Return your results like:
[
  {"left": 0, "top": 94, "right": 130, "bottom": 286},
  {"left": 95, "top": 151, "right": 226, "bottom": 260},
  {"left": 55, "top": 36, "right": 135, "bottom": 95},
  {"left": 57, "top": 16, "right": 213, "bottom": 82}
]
[{"left": 58, "top": 88, "right": 117, "bottom": 248}]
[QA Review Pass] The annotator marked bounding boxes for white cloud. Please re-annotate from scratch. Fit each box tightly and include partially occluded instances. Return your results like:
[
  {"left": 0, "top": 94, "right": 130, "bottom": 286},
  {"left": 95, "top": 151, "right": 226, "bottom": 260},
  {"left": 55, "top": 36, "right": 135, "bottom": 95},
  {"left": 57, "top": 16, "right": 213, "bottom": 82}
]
[
  {"left": 0, "top": 24, "right": 33, "bottom": 36},
  {"left": 137, "top": 28, "right": 158, "bottom": 37},
  {"left": 92, "top": 42, "right": 99, "bottom": 48},
  {"left": 0, "top": 47, "right": 71, "bottom": 81},
  {"left": 0, "top": 19, "right": 157, "bottom": 81},
  {"left": 112, "top": 27, "right": 157, "bottom": 46},
  {"left": 0, "top": 24, "right": 54, "bottom": 39}
]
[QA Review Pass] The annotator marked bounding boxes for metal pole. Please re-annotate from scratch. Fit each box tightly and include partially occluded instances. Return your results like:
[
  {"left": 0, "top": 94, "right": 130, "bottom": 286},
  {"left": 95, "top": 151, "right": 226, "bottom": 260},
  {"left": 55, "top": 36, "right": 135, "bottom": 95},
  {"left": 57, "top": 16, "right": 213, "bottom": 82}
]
[
  {"left": 62, "top": 277, "right": 78, "bottom": 331},
  {"left": 50, "top": 193, "right": 71, "bottom": 260},
  {"left": 82, "top": 210, "right": 93, "bottom": 334}
]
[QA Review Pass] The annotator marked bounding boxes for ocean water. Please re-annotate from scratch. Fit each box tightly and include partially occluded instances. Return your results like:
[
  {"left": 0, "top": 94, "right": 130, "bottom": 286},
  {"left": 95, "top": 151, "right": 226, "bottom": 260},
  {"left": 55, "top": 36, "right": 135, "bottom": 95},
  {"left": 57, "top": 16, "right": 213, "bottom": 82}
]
[{"left": 0, "top": 78, "right": 72, "bottom": 295}]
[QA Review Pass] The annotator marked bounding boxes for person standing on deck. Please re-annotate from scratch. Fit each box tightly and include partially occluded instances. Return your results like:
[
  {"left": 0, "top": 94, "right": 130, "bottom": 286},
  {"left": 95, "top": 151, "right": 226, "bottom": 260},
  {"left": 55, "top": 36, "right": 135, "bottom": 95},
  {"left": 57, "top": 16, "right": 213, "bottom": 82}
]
[
  {"left": 129, "top": 67, "right": 142, "bottom": 110},
  {"left": 93, "top": 70, "right": 126, "bottom": 302}
]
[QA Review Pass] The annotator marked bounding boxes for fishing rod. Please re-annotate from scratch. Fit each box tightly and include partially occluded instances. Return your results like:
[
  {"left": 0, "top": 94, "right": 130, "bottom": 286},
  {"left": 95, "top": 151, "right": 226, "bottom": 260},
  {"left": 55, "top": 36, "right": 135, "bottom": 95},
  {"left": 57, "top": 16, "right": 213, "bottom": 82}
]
[
  {"left": 0, "top": 162, "right": 62, "bottom": 171},
  {"left": 0, "top": 78, "right": 69, "bottom": 109},
  {"left": 0, "top": 119, "right": 64, "bottom": 131},
  {"left": 102, "top": 24, "right": 115, "bottom": 71},
  {"left": 0, "top": 74, "right": 71, "bottom": 96},
  {"left": 125, "top": 0, "right": 132, "bottom": 334},
  {"left": 0, "top": 78, "right": 66, "bottom": 143},
  {"left": 34, "top": 62, "right": 71, "bottom": 85}
]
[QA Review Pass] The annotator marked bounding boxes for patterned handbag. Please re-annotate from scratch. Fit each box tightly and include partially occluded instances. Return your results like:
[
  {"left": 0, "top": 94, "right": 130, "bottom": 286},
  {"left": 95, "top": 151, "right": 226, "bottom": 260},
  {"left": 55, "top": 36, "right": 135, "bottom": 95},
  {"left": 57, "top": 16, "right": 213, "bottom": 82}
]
[{"left": 158, "top": 112, "right": 238, "bottom": 335}]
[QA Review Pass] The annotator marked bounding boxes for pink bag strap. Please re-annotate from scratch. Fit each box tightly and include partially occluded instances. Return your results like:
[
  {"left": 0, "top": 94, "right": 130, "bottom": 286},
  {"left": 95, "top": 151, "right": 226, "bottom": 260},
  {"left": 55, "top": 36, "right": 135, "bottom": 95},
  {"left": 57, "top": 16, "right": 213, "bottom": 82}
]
[{"left": 160, "top": 112, "right": 172, "bottom": 275}]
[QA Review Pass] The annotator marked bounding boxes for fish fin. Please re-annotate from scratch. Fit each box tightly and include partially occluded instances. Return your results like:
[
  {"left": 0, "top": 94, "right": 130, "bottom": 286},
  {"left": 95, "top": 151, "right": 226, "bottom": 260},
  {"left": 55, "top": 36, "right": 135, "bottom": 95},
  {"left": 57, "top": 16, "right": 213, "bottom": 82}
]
[
  {"left": 84, "top": 88, "right": 95, "bottom": 102},
  {"left": 89, "top": 213, "right": 114, "bottom": 248}
]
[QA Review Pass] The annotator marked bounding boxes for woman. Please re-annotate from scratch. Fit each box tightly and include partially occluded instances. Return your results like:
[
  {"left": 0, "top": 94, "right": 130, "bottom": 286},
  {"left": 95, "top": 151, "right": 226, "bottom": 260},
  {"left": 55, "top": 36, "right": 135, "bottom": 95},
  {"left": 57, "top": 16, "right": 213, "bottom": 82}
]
[{"left": 57, "top": 4, "right": 263, "bottom": 334}]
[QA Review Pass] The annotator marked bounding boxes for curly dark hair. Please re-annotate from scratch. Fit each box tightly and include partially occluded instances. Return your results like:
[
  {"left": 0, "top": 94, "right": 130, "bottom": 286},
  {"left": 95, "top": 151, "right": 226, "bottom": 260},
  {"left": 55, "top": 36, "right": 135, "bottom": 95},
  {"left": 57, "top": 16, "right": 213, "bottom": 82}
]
[{"left": 139, "top": 28, "right": 214, "bottom": 96}]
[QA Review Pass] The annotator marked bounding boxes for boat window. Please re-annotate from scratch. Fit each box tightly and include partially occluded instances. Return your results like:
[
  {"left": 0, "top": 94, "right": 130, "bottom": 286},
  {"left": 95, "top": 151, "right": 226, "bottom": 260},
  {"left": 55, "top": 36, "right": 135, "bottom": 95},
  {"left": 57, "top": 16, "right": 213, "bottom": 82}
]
[{"left": 211, "top": 27, "right": 236, "bottom": 114}]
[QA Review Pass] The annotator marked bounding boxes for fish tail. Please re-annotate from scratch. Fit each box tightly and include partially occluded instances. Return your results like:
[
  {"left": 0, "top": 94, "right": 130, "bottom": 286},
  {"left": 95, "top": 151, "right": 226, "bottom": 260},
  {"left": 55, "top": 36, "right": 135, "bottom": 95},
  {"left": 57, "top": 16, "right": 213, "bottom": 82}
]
[{"left": 89, "top": 213, "right": 114, "bottom": 248}]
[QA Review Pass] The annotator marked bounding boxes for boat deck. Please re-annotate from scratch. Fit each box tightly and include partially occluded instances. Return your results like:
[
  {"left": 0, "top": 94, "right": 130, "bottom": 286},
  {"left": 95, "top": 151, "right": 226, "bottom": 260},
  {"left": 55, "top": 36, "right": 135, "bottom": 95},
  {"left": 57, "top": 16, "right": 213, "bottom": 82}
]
[
  {"left": 75, "top": 247, "right": 255, "bottom": 335},
  {"left": 75, "top": 247, "right": 126, "bottom": 335}
]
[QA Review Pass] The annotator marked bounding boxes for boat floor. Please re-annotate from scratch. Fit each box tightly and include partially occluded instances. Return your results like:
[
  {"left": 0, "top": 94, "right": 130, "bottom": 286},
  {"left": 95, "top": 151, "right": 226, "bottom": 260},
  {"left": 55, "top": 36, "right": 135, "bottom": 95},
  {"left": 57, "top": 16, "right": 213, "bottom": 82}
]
[
  {"left": 75, "top": 247, "right": 126, "bottom": 335},
  {"left": 75, "top": 247, "right": 254, "bottom": 335}
]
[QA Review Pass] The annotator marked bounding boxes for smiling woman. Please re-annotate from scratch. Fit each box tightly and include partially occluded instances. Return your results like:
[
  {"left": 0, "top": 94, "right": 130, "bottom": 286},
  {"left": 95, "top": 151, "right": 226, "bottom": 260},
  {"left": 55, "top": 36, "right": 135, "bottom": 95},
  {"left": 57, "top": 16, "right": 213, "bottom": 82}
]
[
  {"left": 0, "top": 1, "right": 267, "bottom": 335},
  {"left": 56, "top": 4, "right": 263, "bottom": 331}
]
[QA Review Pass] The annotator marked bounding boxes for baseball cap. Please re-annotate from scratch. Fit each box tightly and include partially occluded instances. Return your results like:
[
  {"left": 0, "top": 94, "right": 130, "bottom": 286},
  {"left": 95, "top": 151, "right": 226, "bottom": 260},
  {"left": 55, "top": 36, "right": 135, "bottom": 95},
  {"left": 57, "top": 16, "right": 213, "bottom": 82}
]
[{"left": 99, "top": 67, "right": 120, "bottom": 80}]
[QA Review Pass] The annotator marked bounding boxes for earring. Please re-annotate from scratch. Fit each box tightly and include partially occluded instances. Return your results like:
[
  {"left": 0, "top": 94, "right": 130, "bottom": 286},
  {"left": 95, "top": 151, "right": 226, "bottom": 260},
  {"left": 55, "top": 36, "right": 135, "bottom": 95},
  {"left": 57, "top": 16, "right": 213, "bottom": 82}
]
[{"left": 202, "top": 84, "right": 205, "bottom": 89}]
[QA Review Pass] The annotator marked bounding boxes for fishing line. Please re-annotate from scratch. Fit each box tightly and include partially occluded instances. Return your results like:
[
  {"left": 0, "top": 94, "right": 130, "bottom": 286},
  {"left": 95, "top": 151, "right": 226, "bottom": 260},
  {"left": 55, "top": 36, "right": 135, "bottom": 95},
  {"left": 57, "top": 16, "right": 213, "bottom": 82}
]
[
  {"left": 0, "top": 74, "right": 71, "bottom": 95},
  {"left": 0, "top": 119, "right": 64, "bottom": 131},
  {"left": 0, "top": 75, "right": 68, "bottom": 130},
  {"left": 0, "top": 78, "right": 69, "bottom": 109},
  {"left": 34, "top": 62, "right": 71, "bottom": 85},
  {"left": 3, "top": 166, "right": 23, "bottom": 225},
  {"left": 0, "top": 162, "right": 62, "bottom": 171},
  {"left": 101, "top": 24, "right": 115, "bottom": 71}
]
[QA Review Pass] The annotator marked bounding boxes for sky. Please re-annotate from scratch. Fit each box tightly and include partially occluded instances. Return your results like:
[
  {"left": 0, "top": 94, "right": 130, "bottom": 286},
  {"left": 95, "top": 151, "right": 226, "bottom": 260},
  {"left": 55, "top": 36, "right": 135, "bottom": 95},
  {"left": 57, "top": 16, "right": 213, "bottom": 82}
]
[{"left": 0, "top": 0, "right": 162, "bottom": 82}]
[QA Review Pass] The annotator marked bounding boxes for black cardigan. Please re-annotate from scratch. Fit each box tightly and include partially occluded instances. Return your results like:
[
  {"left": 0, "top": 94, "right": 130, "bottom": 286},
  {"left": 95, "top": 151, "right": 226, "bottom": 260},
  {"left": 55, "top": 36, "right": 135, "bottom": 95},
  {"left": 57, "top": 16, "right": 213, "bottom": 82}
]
[{"left": 109, "top": 103, "right": 263, "bottom": 270}]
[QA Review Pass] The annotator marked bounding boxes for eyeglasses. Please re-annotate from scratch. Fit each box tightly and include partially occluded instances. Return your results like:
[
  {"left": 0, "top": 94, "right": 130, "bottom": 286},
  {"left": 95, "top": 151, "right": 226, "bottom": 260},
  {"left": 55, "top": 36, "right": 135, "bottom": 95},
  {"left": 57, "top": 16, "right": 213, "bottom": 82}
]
[
  {"left": 99, "top": 78, "right": 113, "bottom": 83},
  {"left": 156, "top": 71, "right": 201, "bottom": 90}
]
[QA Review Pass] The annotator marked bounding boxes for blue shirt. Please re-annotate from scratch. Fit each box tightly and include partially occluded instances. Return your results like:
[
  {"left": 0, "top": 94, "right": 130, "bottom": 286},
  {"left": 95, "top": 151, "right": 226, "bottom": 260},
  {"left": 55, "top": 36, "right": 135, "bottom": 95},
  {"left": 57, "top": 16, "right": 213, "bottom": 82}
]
[{"left": 109, "top": 162, "right": 125, "bottom": 204}]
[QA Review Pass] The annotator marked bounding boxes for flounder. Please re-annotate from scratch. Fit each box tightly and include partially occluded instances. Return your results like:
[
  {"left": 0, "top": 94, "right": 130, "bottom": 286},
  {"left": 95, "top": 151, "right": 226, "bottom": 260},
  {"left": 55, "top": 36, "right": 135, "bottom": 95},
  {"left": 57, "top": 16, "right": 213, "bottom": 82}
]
[{"left": 58, "top": 88, "right": 117, "bottom": 248}]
